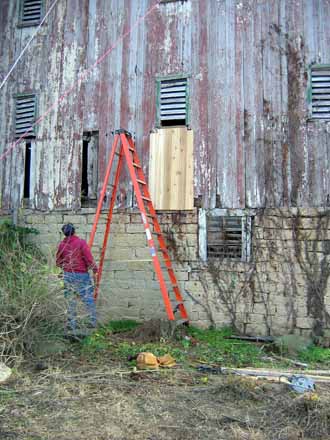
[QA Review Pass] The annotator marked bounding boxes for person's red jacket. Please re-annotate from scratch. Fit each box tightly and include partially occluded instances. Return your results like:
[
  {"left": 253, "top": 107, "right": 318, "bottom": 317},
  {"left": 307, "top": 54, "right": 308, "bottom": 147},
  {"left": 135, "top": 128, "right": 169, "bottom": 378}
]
[{"left": 56, "top": 235, "right": 98, "bottom": 273}]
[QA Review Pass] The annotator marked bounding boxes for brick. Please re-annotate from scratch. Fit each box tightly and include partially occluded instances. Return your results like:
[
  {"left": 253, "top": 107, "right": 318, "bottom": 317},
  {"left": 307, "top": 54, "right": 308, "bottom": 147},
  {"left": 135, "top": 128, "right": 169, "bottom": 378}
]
[
  {"left": 157, "top": 213, "right": 173, "bottom": 224},
  {"left": 24, "top": 214, "right": 45, "bottom": 224},
  {"left": 126, "top": 223, "right": 144, "bottom": 233},
  {"left": 112, "top": 213, "right": 130, "bottom": 224},
  {"left": 130, "top": 213, "right": 143, "bottom": 223},
  {"left": 87, "top": 214, "right": 107, "bottom": 224},
  {"left": 109, "top": 223, "right": 126, "bottom": 233},
  {"left": 173, "top": 271, "right": 189, "bottom": 281},
  {"left": 135, "top": 247, "right": 153, "bottom": 259},
  {"left": 34, "top": 224, "right": 51, "bottom": 233},
  {"left": 98, "top": 270, "right": 115, "bottom": 280},
  {"left": 105, "top": 262, "right": 129, "bottom": 271},
  {"left": 105, "top": 248, "right": 137, "bottom": 261},
  {"left": 178, "top": 223, "right": 198, "bottom": 234},
  {"left": 63, "top": 214, "right": 87, "bottom": 225},
  {"left": 296, "top": 317, "right": 316, "bottom": 329},
  {"left": 110, "top": 234, "right": 147, "bottom": 248},
  {"left": 185, "top": 234, "right": 198, "bottom": 247},
  {"left": 45, "top": 214, "right": 64, "bottom": 224},
  {"left": 132, "top": 271, "right": 154, "bottom": 280}
]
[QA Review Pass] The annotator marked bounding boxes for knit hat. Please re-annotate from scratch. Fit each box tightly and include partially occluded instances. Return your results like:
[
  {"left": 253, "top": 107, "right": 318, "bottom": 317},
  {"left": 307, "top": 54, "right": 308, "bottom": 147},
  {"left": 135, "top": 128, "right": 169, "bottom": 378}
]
[{"left": 61, "top": 223, "right": 75, "bottom": 237}]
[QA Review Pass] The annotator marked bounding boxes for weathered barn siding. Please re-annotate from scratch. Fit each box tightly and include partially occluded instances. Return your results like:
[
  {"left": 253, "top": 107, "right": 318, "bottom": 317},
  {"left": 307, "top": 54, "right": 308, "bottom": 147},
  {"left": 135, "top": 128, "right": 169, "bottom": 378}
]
[{"left": 0, "top": 0, "right": 330, "bottom": 210}]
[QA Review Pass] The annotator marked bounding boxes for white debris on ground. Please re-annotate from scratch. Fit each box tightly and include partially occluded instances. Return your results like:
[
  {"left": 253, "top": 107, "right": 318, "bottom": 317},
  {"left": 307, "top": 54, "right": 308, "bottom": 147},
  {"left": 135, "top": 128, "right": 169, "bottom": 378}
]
[{"left": 0, "top": 363, "right": 12, "bottom": 383}]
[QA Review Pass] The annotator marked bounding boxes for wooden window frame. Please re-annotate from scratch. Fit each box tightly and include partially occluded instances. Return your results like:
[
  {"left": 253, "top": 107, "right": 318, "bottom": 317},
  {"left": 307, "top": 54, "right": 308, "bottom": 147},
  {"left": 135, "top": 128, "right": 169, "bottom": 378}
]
[
  {"left": 199, "top": 209, "right": 253, "bottom": 263},
  {"left": 14, "top": 93, "right": 37, "bottom": 138},
  {"left": 156, "top": 73, "right": 190, "bottom": 128},
  {"left": 18, "top": 0, "right": 44, "bottom": 28},
  {"left": 307, "top": 63, "right": 330, "bottom": 120}
]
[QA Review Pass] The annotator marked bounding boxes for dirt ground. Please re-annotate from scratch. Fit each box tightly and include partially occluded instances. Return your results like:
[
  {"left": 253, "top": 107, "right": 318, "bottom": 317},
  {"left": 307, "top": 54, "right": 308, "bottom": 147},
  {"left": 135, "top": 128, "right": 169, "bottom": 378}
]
[{"left": 1, "top": 351, "right": 330, "bottom": 440}]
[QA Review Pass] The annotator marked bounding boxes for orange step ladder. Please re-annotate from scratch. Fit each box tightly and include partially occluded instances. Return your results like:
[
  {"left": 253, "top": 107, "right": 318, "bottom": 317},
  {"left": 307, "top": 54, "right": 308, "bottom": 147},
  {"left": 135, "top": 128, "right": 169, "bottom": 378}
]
[{"left": 88, "top": 129, "right": 189, "bottom": 322}]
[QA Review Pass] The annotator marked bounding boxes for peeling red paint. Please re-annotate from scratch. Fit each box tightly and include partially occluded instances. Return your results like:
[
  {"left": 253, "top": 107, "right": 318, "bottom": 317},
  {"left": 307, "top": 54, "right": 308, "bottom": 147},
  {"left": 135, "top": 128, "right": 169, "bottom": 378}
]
[{"left": 0, "top": 0, "right": 330, "bottom": 211}]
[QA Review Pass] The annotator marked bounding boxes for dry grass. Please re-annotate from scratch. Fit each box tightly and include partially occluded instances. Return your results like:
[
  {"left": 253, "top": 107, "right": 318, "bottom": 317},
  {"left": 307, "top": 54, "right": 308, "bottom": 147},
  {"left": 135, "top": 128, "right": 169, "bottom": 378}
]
[{"left": 1, "top": 356, "right": 330, "bottom": 440}]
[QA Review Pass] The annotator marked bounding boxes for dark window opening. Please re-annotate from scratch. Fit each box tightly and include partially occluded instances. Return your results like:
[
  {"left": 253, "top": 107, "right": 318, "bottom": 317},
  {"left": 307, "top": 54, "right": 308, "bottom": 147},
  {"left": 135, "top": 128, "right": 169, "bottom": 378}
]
[
  {"left": 81, "top": 131, "right": 99, "bottom": 206},
  {"left": 207, "top": 216, "right": 242, "bottom": 260},
  {"left": 24, "top": 142, "right": 32, "bottom": 199},
  {"left": 158, "top": 77, "right": 188, "bottom": 127},
  {"left": 81, "top": 139, "right": 89, "bottom": 199},
  {"left": 160, "top": 0, "right": 188, "bottom": 3},
  {"left": 161, "top": 118, "right": 186, "bottom": 127}
]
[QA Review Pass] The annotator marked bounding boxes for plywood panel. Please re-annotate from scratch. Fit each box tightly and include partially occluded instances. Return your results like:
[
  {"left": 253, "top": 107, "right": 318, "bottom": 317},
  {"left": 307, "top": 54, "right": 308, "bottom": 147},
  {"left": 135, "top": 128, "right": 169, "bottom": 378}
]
[{"left": 149, "top": 127, "right": 193, "bottom": 210}]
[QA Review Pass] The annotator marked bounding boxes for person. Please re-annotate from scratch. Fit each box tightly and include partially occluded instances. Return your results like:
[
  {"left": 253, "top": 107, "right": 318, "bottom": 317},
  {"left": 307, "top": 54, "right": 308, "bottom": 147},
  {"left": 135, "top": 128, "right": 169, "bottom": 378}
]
[{"left": 56, "top": 223, "right": 98, "bottom": 332}]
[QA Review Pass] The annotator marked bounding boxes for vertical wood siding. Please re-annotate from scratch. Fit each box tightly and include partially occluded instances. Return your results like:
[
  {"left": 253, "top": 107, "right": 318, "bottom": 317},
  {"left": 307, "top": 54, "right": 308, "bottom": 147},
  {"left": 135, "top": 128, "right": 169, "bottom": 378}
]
[{"left": 0, "top": 0, "right": 330, "bottom": 211}]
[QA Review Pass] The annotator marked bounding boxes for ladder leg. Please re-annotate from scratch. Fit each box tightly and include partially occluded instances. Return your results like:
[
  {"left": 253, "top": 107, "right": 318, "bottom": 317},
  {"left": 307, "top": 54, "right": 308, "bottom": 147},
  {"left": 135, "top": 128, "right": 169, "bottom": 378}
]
[
  {"left": 89, "top": 134, "right": 120, "bottom": 248},
  {"left": 120, "top": 133, "right": 175, "bottom": 320},
  {"left": 94, "top": 145, "right": 125, "bottom": 300},
  {"left": 124, "top": 133, "right": 188, "bottom": 321}
]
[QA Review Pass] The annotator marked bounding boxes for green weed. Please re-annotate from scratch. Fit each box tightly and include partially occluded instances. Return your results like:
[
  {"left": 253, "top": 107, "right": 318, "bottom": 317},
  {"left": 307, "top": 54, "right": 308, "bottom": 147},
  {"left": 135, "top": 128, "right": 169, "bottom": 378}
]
[
  {"left": 81, "top": 320, "right": 140, "bottom": 354},
  {"left": 185, "top": 326, "right": 264, "bottom": 367},
  {"left": 81, "top": 322, "right": 264, "bottom": 367},
  {"left": 0, "top": 221, "right": 65, "bottom": 365},
  {"left": 298, "top": 346, "right": 330, "bottom": 365}
]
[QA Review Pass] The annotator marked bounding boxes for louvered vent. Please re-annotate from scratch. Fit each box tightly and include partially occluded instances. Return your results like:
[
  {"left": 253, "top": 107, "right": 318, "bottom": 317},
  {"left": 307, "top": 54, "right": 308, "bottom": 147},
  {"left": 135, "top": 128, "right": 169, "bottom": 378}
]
[
  {"left": 311, "top": 66, "right": 330, "bottom": 119},
  {"left": 160, "top": 78, "right": 187, "bottom": 126},
  {"left": 20, "top": 0, "right": 43, "bottom": 26},
  {"left": 207, "top": 216, "right": 242, "bottom": 260},
  {"left": 15, "top": 95, "right": 36, "bottom": 137}
]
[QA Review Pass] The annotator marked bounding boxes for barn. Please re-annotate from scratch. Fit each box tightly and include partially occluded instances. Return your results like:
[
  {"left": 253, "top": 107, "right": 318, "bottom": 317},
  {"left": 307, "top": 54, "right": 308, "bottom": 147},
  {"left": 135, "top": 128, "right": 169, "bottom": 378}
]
[{"left": 1, "top": 0, "right": 330, "bottom": 336}]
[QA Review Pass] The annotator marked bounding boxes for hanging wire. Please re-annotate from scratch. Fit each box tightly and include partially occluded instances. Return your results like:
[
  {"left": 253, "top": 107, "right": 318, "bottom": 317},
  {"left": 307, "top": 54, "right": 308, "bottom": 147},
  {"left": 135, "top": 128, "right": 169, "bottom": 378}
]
[
  {"left": 0, "top": 0, "right": 161, "bottom": 162},
  {"left": 0, "top": 0, "right": 60, "bottom": 91}
]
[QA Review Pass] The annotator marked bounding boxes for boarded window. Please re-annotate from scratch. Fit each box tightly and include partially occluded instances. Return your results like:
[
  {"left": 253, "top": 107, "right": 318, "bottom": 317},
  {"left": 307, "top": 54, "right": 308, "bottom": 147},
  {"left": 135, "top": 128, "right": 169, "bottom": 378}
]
[
  {"left": 199, "top": 210, "right": 252, "bottom": 262},
  {"left": 19, "top": 0, "right": 43, "bottom": 26},
  {"left": 149, "top": 127, "right": 193, "bottom": 210},
  {"left": 15, "top": 94, "right": 36, "bottom": 137},
  {"left": 207, "top": 216, "right": 242, "bottom": 260},
  {"left": 81, "top": 131, "right": 99, "bottom": 206},
  {"left": 310, "top": 65, "right": 330, "bottom": 120},
  {"left": 157, "top": 77, "right": 188, "bottom": 127}
]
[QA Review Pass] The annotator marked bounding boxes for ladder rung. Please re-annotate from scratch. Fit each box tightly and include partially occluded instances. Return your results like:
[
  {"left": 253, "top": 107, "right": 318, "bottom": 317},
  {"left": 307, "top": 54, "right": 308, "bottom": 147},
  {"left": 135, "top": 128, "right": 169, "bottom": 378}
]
[{"left": 93, "top": 129, "right": 189, "bottom": 323}]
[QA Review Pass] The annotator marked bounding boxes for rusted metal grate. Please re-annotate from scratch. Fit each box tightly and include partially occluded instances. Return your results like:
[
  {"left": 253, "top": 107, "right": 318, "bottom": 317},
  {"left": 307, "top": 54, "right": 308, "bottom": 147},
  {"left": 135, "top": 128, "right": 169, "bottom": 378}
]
[
  {"left": 20, "top": 0, "right": 43, "bottom": 26},
  {"left": 311, "top": 66, "right": 330, "bottom": 119},
  {"left": 15, "top": 95, "right": 36, "bottom": 137},
  {"left": 160, "top": 78, "right": 187, "bottom": 124},
  {"left": 207, "top": 216, "right": 242, "bottom": 260}
]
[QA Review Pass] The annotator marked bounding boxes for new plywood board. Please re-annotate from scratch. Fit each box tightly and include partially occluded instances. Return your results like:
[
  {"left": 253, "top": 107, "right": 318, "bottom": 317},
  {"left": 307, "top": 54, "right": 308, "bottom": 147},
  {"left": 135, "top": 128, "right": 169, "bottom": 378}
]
[{"left": 149, "top": 127, "right": 193, "bottom": 210}]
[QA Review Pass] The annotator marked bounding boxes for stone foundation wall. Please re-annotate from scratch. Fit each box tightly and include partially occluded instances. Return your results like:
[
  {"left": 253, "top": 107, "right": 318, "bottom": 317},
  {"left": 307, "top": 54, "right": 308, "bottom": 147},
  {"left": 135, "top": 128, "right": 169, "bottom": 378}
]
[{"left": 5, "top": 207, "right": 330, "bottom": 336}]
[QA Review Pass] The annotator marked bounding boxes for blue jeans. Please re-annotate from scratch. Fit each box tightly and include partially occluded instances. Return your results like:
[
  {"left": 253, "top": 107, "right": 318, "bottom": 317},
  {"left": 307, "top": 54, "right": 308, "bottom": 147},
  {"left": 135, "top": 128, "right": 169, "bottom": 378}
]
[{"left": 63, "top": 272, "right": 97, "bottom": 331}]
